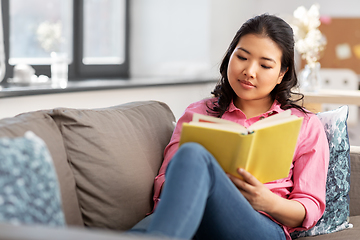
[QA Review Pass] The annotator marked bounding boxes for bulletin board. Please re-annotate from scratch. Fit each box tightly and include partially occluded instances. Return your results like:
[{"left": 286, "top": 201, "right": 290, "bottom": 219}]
[{"left": 317, "top": 18, "right": 360, "bottom": 74}]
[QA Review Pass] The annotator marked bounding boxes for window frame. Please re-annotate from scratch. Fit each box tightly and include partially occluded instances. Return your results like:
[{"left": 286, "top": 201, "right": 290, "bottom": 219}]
[{"left": 1, "top": 0, "right": 130, "bottom": 81}]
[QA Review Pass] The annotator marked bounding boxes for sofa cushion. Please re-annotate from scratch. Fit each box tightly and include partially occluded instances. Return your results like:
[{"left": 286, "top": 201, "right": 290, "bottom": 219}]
[
  {"left": 297, "top": 216, "right": 360, "bottom": 239},
  {"left": 0, "top": 131, "right": 65, "bottom": 226},
  {"left": 50, "top": 101, "right": 176, "bottom": 230},
  {"left": 349, "top": 149, "right": 360, "bottom": 216},
  {"left": 0, "top": 111, "right": 83, "bottom": 226},
  {"left": 292, "top": 105, "right": 351, "bottom": 238}
]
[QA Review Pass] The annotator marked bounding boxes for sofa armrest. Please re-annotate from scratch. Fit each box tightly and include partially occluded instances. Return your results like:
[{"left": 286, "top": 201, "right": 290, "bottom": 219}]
[{"left": 349, "top": 146, "right": 360, "bottom": 216}]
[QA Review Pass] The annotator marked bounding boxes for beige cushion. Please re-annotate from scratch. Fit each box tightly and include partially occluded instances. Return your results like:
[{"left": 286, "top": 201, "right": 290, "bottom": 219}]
[
  {"left": 50, "top": 101, "right": 176, "bottom": 230},
  {"left": 0, "top": 111, "right": 83, "bottom": 226},
  {"left": 350, "top": 152, "right": 360, "bottom": 216}
]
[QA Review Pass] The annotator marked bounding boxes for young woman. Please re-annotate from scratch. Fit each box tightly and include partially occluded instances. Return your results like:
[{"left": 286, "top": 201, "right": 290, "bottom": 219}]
[{"left": 147, "top": 14, "right": 329, "bottom": 240}]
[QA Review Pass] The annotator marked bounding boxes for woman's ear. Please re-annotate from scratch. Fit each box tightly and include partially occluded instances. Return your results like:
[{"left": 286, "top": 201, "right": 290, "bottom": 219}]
[{"left": 277, "top": 67, "right": 288, "bottom": 84}]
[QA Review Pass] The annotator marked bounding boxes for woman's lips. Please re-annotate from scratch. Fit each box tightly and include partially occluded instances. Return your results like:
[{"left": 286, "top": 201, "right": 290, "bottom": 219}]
[{"left": 239, "top": 79, "right": 255, "bottom": 89}]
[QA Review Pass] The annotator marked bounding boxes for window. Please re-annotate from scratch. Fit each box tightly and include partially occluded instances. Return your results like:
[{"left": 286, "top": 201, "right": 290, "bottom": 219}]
[
  {"left": 2, "top": 0, "right": 129, "bottom": 81},
  {"left": 83, "top": 0, "right": 126, "bottom": 65}
]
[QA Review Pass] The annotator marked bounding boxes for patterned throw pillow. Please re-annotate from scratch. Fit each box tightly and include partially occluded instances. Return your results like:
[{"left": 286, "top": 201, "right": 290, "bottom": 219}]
[
  {"left": 291, "top": 105, "right": 352, "bottom": 238},
  {"left": 0, "top": 131, "right": 65, "bottom": 226}
]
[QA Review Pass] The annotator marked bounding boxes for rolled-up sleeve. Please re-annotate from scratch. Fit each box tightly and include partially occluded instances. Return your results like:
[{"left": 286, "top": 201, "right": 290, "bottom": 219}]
[{"left": 289, "top": 114, "right": 329, "bottom": 231}]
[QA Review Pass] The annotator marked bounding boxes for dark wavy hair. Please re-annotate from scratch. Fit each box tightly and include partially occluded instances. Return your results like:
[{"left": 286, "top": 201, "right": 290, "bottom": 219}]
[{"left": 208, "top": 14, "right": 305, "bottom": 117}]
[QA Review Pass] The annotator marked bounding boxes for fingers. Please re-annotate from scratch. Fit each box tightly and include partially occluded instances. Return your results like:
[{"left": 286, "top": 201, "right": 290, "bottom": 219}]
[
  {"left": 227, "top": 169, "right": 272, "bottom": 212},
  {"left": 227, "top": 168, "right": 262, "bottom": 194},
  {"left": 227, "top": 172, "right": 253, "bottom": 193},
  {"left": 237, "top": 168, "right": 261, "bottom": 186}
]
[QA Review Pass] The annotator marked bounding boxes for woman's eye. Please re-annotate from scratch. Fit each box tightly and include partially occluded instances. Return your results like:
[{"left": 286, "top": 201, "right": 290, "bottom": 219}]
[
  {"left": 237, "top": 56, "right": 246, "bottom": 60},
  {"left": 261, "top": 65, "right": 271, "bottom": 69}
]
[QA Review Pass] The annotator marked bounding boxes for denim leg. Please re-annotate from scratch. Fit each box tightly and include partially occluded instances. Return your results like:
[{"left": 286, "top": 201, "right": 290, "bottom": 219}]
[
  {"left": 147, "top": 142, "right": 286, "bottom": 240},
  {"left": 194, "top": 172, "right": 285, "bottom": 240},
  {"left": 147, "top": 142, "right": 212, "bottom": 239}
]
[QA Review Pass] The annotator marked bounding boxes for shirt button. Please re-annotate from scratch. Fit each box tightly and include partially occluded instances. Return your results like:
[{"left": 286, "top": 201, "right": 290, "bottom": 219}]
[{"left": 268, "top": 111, "right": 277, "bottom": 117}]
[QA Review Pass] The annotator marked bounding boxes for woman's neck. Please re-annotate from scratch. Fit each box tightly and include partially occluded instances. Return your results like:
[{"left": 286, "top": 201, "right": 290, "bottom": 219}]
[{"left": 234, "top": 98, "right": 274, "bottom": 119}]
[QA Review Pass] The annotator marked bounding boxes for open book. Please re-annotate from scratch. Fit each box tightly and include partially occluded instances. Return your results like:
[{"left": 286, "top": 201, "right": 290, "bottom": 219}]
[{"left": 179, "top": 110, "right": 303, "bottom": 183}]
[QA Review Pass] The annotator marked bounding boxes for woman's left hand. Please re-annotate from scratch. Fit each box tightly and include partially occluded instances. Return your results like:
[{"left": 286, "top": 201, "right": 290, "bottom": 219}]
[{"left": 227, "top": 168, "right": 276, "bottom": 213}]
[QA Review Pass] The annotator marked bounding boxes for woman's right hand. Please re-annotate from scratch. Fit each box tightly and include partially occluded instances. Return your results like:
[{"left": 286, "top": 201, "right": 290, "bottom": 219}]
[
  {"left": 228, "top": 168, "right": 306, "bottom": 228},
  {"left": 227, "top": 168, "right": 277, "bottom": 213}
]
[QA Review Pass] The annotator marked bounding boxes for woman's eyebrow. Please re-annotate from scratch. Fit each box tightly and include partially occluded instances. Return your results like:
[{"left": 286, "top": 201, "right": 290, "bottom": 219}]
[
  {"left": 237, "top": 47, "right": 250, "bottom": 54},
  {"left": 262, "top": 57, "right": 276, "bottom": 63},
  {"left": 236, "top": 47, "right": 276, "bottom": 64}
]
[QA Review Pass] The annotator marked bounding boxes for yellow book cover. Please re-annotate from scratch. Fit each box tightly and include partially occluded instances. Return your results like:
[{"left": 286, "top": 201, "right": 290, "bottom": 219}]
[{"left": 178, "top": 110, "right": 303, "bottom": 183}]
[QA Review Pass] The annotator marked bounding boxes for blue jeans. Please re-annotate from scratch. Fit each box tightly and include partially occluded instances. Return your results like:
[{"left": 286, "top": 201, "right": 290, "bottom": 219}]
[{"left": 145, "top": 143, "right": 286, "bottom": 240}]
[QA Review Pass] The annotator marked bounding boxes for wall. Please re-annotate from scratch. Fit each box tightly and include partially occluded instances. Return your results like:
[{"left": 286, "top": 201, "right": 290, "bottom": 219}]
[
  {"left": 130, "top": 0, "right": 213, "bottom": 78},
  {"left": 130, "top": 0, "right": 360, "bottom": 79},
  {"left": 3, "top": 0, "right": 360, "bottom": 120}
]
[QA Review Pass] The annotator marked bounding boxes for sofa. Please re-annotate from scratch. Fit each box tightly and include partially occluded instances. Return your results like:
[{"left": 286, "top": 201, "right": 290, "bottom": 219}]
[{"left": 0, "top": 100, "right": 358, "bottom": 239}]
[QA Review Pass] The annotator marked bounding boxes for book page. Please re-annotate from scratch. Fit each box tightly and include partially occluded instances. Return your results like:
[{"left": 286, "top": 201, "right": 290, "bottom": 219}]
[
  {"left": 191, "top": 111, "right": 300, "bottom": 135},
  {"left": 248, "top": 110, "right": 296, "bottom": 131},
  {"left": 188, "top": 121, "right": 248, "bottom": 134},
  {"left": 192, "top": 113, "right": 240, "bottom": 126}
]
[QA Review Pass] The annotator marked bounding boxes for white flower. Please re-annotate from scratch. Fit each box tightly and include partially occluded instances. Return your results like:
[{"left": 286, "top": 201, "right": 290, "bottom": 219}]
[
  {"left": 290, "top": 4, "right": 327, "bottom": 67},
  {"left": 36, "top": 21, "right": 63, "bottom": 53},
  {"left": 307, "top": 4, "right": 321, "bottom": 29}
]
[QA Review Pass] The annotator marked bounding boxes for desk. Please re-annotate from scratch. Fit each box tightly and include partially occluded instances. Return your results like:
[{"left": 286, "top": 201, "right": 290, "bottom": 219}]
[
  {"left": 301, "top": 89, "right": 360, "bottom": 106},
  {"left": 294, "top": 89, "right": 360, "bottom": 125}
]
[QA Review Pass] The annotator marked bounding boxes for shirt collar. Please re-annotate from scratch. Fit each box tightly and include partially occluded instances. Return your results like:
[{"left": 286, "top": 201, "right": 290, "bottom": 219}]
[
  {"left": 268, "top": 100, "right": 283, "bottom": 114},
  {"left": 227, "top": 100, "right": 240, "bottom": 113},
  {"left": 227, "top": 100, "right": 284, "bottom": 117}
]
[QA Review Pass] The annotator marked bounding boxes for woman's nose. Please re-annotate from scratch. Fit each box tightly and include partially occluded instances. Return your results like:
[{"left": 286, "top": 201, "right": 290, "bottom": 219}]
[{"left": 243, "top": 63, "right": 256, "bottom": 78}]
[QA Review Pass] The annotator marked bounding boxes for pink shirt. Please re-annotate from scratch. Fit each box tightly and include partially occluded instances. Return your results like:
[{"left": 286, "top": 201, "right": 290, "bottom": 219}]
[{"left": 153, "top": 98, "right": 329, "bottom": 240}]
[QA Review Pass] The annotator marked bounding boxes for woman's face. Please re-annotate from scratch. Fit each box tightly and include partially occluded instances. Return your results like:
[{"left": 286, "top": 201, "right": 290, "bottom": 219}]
[{"left": 227, "top": 34, "right": 286, "bottom": 108}]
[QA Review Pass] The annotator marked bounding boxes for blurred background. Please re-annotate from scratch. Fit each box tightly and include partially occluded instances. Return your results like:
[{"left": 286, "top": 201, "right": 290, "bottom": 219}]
[
  {"left": 1, "top": 0, "right": 360, "bottom": 144},
  {"left": 4, "top": 0, "right": 360, "bottom": 80}
]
